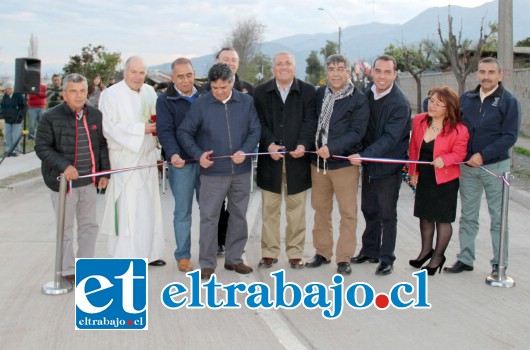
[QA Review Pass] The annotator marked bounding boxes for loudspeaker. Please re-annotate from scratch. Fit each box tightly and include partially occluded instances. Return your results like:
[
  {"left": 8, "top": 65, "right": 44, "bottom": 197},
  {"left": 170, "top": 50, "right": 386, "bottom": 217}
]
[{"left": 14, "top": 58, "right": 41, "bottom": 94}]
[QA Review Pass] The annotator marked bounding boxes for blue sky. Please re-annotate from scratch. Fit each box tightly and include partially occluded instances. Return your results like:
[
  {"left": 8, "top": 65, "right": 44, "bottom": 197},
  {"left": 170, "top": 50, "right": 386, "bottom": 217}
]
[{"left": 0, "top": 0, "right": 492, "bottom": 76}]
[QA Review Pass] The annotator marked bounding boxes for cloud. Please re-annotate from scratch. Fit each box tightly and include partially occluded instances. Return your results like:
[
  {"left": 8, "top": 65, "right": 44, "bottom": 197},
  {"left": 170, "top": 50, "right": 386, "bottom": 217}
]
[{"left": 0, "top": 0, "right": 493, "bottom": 75}]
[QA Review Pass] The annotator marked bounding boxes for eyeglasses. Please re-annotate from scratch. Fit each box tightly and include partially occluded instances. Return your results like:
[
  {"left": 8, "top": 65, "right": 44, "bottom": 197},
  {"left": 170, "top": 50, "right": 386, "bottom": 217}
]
[
  {"left": 428, "top": 98, "right": 446, "bottom": 108},
  {"left": 275, "top": 62, "right": 293, "bottom": 67},
  {"left": 327, "top": 67, "right": 348, "bottom": 73}
]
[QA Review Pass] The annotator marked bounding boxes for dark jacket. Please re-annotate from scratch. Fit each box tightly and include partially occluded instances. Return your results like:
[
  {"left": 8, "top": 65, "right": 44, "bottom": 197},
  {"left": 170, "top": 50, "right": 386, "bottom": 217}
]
[
  {"left": 177, "top": 89, "right": 261, "bottom": 176},
  {"left": 203, "top": 74, "right": 255, "bottom": 96},
  {"left": 312, "top": 85, "right": 370, "bottom": 170},
  {"left": 460, "top": 83, "right": 521, "bottom": 165},
  {"left": 35, "top": 103, "right": 110, "bottom": 192},
  {"left": 254, "top": 78, "right": 317, "bottom": 195},
  {"left": 0, "top": 93, "right": 27, "bottom": 124},
  {"left": 156, "top": 83, "right": 202, "bottom": 163},
  {"left": 46, "top": 85, "right": 63, "bottom": 109},
  {"left": 361, "top": 83, "right": 411, "bottom": 180}
]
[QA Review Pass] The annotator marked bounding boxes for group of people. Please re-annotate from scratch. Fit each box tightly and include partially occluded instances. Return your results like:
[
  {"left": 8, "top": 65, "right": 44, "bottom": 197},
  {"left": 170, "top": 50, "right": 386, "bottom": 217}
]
[
  {"left": 0, "top": 72, "right": 112, "bottom": 159},
  {"left": 34, "top": 49, "right": 520, "bottom": 283}
]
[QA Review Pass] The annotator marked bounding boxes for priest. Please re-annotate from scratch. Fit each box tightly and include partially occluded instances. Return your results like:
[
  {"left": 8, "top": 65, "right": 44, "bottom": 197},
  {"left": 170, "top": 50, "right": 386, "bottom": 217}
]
[{"left": 99, "top": 56, "right": 166, "bottom": 266}]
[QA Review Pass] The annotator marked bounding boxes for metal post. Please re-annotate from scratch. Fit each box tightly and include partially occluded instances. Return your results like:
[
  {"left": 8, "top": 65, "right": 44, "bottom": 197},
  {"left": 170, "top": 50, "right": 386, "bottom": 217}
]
[
  {"left": 486, "top": 171, "right": 515, "bottom": 288},
  {"left": 338, "top": 26, "right": 342, "bottom": 54},
  {"left": 162, "top": 162, "right": 167, "bottom": 194},
  {"left": 318, "top": 7, "right": 341, "bottom": 54},
  {"left": 42, "top": 173, "right": 73, "bottom": 294}
]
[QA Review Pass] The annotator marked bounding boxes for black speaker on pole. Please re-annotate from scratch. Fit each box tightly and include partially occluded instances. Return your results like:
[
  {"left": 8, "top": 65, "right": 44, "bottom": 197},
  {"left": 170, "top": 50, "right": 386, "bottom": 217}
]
[{"left": 14, "top": 57, "right": 41, "bottom": 94}]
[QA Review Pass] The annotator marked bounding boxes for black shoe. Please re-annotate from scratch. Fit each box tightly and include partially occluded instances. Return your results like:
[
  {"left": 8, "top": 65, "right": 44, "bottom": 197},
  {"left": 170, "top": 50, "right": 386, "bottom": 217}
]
[
  {"left": 409, "top": 249, "right": 434, "bottom": 268},
  {"left": 492, "top": 264, "right": 498, "bottom": 276},
  {"left": 491, "top": 264, "right": 506, "bottom": 278},
  {"left": 351, "top": 254, "right": 379, "bottom": 264},
  {"left": 217, "top": 245, "right": 225, "bottom": 256},
  {"left": 305, "top": 254, "right": 330, "bottom": 268},
  {"left": 443, "top": 260, "right": 473, "bottom": 273},
  {"left": 148, "top": 259, "right": 166, "bottom": 266},
  {"left": 422, "top": 255, "right": 446, "bottom": 276},
  {"left": 337, "top": 262, "right": 352, "bottom": 275},
  {"left": 375, "top": 262, "right": 393, "bottom": 275}
]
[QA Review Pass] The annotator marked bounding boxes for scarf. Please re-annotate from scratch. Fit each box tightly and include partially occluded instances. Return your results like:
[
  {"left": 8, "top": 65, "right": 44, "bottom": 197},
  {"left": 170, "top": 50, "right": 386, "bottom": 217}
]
[{"left": 315, "top": 81, "right": 355, "bottom": 173}]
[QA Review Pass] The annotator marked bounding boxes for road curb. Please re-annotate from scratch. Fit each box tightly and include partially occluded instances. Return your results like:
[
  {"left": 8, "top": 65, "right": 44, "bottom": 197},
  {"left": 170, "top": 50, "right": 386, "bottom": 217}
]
[{"left": 511, "top": 188, "right": 530, "bottom": 207}]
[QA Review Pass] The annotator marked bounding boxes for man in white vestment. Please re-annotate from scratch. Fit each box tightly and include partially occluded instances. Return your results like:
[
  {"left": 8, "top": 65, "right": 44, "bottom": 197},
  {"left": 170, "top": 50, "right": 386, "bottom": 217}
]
[{"left": 99, "top": 56, "right": 166, "bottom": 266}]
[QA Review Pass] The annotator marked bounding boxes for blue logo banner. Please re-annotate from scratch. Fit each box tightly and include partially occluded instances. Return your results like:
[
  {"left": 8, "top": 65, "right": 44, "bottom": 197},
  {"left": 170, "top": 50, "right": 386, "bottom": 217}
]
[{"left": 75, "top": 258, "right": 148, "bottom": 330}]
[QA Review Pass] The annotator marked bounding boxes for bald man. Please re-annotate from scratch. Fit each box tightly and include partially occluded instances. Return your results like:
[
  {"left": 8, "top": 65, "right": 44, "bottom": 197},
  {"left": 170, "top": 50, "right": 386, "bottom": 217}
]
[{"left": 99, "top": 56, "right": 166, "bottom": 266}]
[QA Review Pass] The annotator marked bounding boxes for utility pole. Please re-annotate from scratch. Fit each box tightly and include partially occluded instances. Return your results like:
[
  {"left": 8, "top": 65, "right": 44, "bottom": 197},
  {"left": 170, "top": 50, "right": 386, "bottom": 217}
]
[
  {"left": 318, "top": 7, "right": 342, "bottom": 54},
  {"left": 498, "top": 0, "right": 513, "bottom": 91}
]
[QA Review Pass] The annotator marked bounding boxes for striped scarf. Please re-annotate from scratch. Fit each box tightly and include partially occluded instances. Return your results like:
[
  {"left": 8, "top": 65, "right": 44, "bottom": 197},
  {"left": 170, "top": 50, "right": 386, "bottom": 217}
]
[{"left": 315, "top": 81, "right": 355, "bottom": 173}]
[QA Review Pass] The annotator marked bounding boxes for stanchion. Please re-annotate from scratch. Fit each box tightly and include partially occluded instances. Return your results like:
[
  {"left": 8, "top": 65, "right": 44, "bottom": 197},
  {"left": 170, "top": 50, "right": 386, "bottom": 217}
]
[
  {"left": 42, "top": 173, "right": 73, "bottom": 294},
  {"left": 0, "top": 131, "right": 26, "bottom": 165},
  {"left": 162, "top": 162, "right": 167, "bottom": 194},
  {"left": 486, "top": 171, "right": 515, "bottom": 288}
]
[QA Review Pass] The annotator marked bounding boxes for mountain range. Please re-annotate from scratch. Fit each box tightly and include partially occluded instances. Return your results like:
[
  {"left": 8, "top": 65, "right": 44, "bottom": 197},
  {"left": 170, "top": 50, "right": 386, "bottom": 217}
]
[{"left": 151, "top": 0, "right": 530, "bottom": 79}]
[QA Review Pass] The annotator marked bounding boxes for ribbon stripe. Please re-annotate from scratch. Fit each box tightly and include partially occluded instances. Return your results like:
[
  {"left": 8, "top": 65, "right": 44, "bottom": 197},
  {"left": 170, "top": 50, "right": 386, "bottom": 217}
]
[{"left": 69, "top": 150, "right": 509, "bottom": 187}]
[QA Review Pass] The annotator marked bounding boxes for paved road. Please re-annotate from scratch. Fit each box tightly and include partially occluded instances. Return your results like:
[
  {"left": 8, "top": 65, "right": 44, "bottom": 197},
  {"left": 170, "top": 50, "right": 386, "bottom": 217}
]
[{"left": 1, "top": 170, "right": 529, "bottom": 349}]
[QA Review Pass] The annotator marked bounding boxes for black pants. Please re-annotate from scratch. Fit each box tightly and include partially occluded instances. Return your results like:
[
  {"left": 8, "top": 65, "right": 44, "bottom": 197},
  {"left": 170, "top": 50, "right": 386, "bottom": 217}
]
[
  {"left": 359, "top": 171, "right": 402, "bottom": 264},
  {"left": 217, "top": 199, "right": 229, "bottom": 246}
]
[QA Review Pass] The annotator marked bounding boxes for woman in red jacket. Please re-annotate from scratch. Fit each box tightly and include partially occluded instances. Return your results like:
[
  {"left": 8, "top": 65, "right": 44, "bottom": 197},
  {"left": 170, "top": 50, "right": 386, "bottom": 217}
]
[{"left": 408, "top": 86, "right": 469, "bottom": 275}]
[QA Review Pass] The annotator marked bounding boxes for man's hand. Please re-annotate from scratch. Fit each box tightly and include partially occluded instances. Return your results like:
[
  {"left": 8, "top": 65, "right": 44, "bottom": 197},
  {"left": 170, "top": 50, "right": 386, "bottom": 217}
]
[
  {"left": 63, "top": 165, "right": 79, "bottom": 181},
  {"left": 200, "top": 150, "right": 214, "bottom": 168},
  {"left": 268, "top": 143, "right": 285, "bottom": 161},
  {"left": 466, "top": 153, "right": 483, "bottom": 167},
  {"left": 98, "top": 177, "right": 109, "bottom": 189},
  {"left": 348, "top": 153, "right": 362, "bottom": 166},
  {"left": 232, "top": 150, "right": 246, "bottom": 164},
  {"left": 145, "top": 122, "right": 156, "bottom": 134},
  {"left": 315, "top": 145, "right": 330, "bottom": 159},
  {"left": 431, "top": 157, "right": 445, "bottom": 169},
  {"left": 290, "top": 145, "right": 306, "bottom": 159},
  {"left": 171, "top": 154, "right": 185, "bottom": 168},
  {"left": 410, "top": 174, "right": 418, "bottom": 187}
]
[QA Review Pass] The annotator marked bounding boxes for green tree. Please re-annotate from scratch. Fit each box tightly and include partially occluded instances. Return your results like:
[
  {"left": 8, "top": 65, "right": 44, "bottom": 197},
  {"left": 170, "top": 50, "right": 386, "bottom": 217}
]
[
  {"left": 385, "top": 40, "right": 436, "bottom": 112},
  {"left": 383, "top": 44, "right": 405, "bottom": 71},
  {"left": 515, "top": 37, "right": 530, "bottom": 47},
  {"left": 245, "top": 52, "right": 273, "bottom": 85},
  {"left": 305, "top": 50, "right": 324, "bottom": 85},
  {"left": 319, "top": 40, "right": 338, "bottom": 60},
  {"left": 483, "top": 22, "right": 498, "bottom": 51},
  {"left": 63, "top": 44, "right": 121, "bottom": 83}
]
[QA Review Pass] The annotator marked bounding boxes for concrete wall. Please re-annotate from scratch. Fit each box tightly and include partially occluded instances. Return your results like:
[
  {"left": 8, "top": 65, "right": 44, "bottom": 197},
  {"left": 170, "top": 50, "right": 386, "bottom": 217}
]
[{"left": 397, "top": 69, "right": 530, "bottom": 134}]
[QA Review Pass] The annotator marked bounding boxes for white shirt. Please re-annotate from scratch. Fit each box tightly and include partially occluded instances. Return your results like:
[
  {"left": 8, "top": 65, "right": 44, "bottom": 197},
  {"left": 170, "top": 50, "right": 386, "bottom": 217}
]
[
  {"left": 371, "top": 83, "right": 394, "bottom": 101},
  {"left": 480, "top": 84, "right": 499, "bottom": 102},
  {"left": 175, "top": 85, "right": 197, "bottom": 98},
  {"left": 276, "top": 80, "right": 293, "bottom": 103}
]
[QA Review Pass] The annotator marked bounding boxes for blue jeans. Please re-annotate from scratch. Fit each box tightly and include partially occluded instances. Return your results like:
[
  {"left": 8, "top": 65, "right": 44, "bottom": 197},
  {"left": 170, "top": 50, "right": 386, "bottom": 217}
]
[
  {"left": 5, "top": 123, "right": 22, "bottom": 154},
  {"left": 168, "top": 163, "right": 200, "bottom": 261},
  {"left": 28, "top": 107, "right": 45, "bottom": 138}
]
